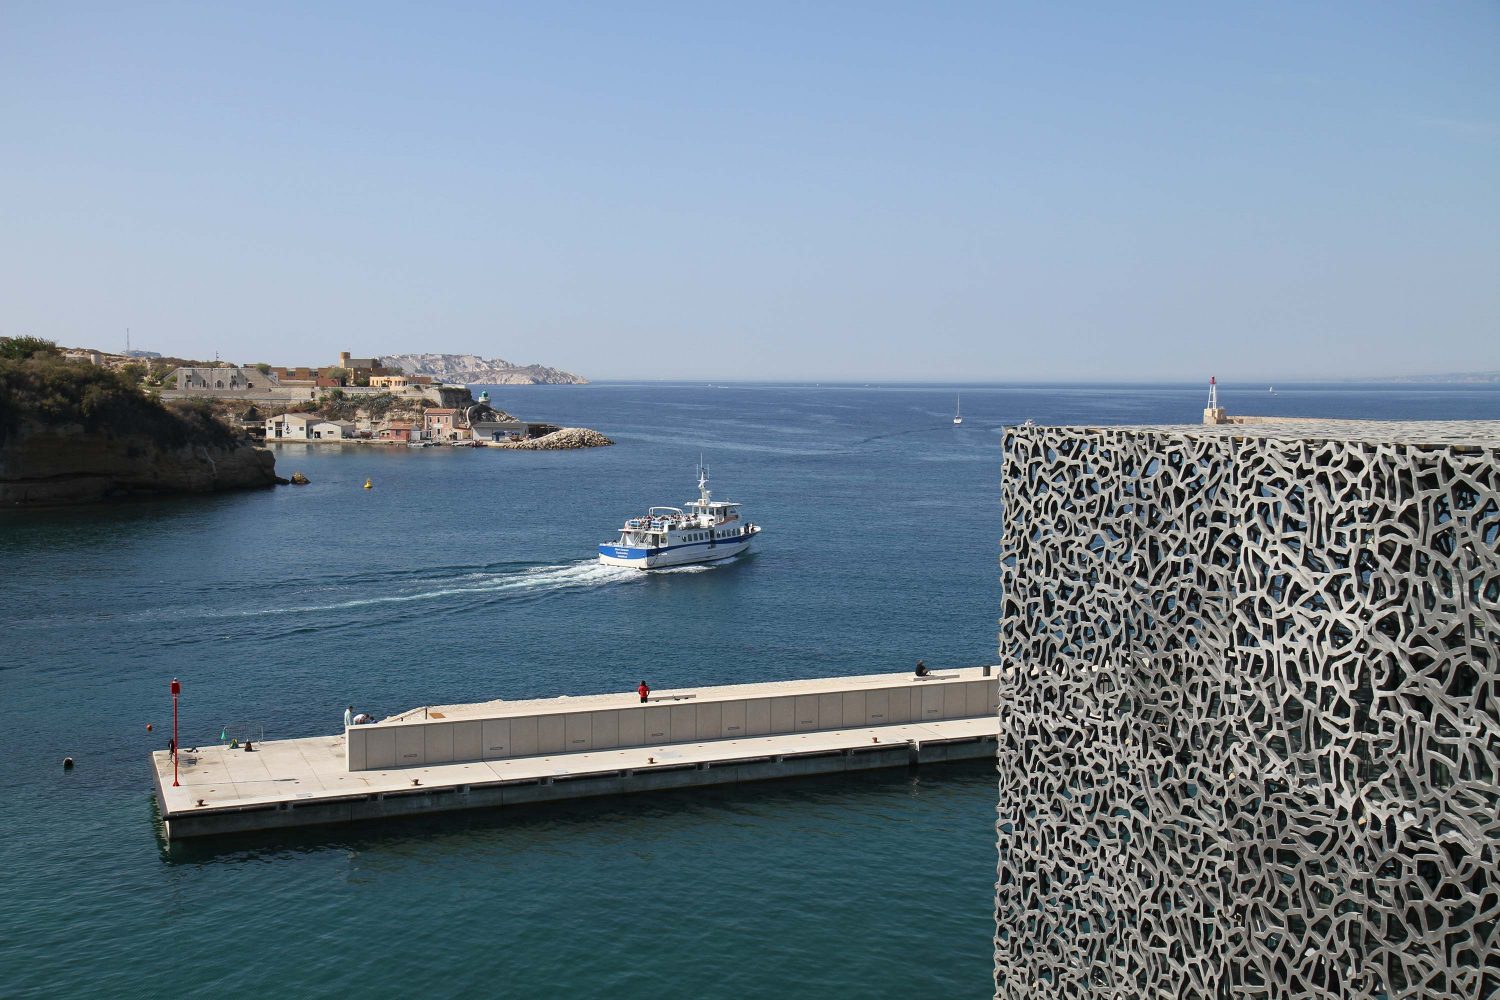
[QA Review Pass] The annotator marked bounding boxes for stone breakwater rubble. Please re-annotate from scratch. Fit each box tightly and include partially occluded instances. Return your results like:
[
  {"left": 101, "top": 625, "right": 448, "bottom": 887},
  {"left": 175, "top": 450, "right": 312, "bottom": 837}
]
[{"left": 489, "top": 427, "right": 613, "bottom": 450}]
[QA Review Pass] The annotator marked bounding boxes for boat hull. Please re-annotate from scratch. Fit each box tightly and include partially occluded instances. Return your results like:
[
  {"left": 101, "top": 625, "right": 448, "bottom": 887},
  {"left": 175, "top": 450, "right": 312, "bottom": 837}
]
[{"left": 598, "top": 534, "right": 755, "bottom": 569}]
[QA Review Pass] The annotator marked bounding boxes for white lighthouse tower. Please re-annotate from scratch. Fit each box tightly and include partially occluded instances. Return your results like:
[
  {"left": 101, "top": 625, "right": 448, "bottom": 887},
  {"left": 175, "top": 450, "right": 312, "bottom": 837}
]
[{"left": 1203, "top": 376, "right": 1227, "bottom": 425}]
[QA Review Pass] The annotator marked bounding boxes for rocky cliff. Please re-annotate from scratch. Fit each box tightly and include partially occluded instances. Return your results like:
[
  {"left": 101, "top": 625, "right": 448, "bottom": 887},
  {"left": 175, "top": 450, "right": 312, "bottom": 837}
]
[
  {"left": 1, "top": 422, "right": 280, "bottom": 505},
  {"left": 382, "top": 353, "right": 588, "bottom": 385},
  {"left": 0, "top": 354, "right": 281, "bottom": 506}
]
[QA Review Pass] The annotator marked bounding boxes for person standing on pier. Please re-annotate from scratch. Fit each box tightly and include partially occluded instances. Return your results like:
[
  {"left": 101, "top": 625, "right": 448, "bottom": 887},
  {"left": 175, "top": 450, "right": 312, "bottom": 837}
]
[
  {"left": 637, "top": 681, "right": 650, "bottom": 703},
  {"left": 344, "top": 705, "right": 353, "bottom": 728}
]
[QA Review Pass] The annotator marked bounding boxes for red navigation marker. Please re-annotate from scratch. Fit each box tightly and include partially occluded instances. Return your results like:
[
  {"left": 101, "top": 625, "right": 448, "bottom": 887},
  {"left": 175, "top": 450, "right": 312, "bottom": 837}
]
[{"left": 170, "top": 678, "right": 181, "bottom": 787}]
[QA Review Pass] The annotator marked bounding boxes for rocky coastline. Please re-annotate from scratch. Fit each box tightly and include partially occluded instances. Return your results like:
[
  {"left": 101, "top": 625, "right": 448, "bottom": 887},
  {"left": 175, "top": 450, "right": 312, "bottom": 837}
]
[
  {"left": 0, "top": 343, "right": 283, "bottom": 507},
  {"left": 0, "top": 421, "right": 280, "bottom": 506}
]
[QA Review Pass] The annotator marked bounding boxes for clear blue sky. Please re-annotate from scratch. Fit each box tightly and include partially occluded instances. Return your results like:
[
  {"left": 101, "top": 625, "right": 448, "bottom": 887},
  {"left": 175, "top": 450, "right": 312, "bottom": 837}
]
[{"left": 1, "top": 2, "right": 1495, "bottom": 380}]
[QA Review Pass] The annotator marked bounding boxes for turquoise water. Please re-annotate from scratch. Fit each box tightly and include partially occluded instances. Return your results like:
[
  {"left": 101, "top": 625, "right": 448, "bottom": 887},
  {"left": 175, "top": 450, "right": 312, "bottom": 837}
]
[{"left": 3, "top": 382, "right": 1497, "bottom": 998}]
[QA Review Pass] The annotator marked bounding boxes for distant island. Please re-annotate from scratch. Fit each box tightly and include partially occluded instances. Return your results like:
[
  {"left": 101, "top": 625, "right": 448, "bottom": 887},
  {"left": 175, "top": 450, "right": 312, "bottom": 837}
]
[
  {"left": 382, "top": 353, "right": 588, "bottom": 385},
  {"left": 1377, "top": 371, "right": 1500, "bottom": 384}
]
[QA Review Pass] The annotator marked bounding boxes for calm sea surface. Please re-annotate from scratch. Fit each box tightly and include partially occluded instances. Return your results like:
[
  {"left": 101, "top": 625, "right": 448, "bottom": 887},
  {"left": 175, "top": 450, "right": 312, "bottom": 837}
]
[{"left": 3, "top": 381, "right": 1498, "bottom": 998}]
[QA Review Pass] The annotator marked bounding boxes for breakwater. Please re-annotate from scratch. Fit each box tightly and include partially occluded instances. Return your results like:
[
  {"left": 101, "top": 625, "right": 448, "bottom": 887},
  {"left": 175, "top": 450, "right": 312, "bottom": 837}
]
[{"left": 153, "top": 668, "right": 999, "bottom": 839}]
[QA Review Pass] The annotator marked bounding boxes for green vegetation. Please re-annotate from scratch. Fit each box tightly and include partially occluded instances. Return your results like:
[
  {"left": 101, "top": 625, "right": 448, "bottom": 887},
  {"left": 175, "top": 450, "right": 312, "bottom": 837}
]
[
  {"left": 311, "top": 391, "right": 417, "bottom": 422},
  {"left": 145, "top": 360, "right": 178, "bottom": 386},
  {"left": 0, "top": 336, "right": 63, "bottom": 361},
  {"left": 0, "top": 354, "right": 241, "bottom": 447}
]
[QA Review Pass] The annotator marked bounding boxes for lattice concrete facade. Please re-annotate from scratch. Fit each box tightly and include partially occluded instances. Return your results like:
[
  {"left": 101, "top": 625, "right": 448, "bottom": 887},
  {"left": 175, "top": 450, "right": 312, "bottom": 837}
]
[{"left": 996, "top": 421, "right": 1500, "bottom": 999}]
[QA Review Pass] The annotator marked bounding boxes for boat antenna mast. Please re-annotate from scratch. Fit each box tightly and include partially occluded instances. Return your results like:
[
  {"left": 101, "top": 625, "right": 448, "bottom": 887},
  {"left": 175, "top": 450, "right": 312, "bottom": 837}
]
[{"left": 698, "top": 455, "right": 711, "bottom": 506}]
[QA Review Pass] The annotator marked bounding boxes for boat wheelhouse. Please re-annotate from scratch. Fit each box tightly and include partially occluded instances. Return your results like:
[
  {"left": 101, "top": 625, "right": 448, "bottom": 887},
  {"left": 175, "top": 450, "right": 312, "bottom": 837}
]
[{"left": 598, "top": 465, "right": 761, "bottom": 569}]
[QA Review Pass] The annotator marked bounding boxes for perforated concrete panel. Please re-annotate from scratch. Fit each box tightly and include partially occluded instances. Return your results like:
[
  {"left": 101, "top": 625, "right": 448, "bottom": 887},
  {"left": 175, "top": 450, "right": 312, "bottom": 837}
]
[{"left": 995, "top": 421, "right": 1500, "bottom": 999}]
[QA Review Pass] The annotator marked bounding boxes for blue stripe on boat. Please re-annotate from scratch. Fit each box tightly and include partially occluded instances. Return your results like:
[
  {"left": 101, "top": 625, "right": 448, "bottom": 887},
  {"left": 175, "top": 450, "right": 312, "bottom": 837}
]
[{"left": 598, "top": 535, "right": 753, "bottom": 559}]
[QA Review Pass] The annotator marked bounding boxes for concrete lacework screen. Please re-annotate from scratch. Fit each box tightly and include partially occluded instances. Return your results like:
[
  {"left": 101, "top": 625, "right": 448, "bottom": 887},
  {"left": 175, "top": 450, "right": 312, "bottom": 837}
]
[{"left": 995, "top": 424, "right": 1500, "bottom": 999}]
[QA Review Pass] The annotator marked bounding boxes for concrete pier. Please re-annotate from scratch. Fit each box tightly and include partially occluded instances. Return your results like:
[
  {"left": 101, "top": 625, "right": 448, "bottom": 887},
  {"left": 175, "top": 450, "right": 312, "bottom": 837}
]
[{"left": 152, "top": 668, "right": 1000, "bottom": 840}]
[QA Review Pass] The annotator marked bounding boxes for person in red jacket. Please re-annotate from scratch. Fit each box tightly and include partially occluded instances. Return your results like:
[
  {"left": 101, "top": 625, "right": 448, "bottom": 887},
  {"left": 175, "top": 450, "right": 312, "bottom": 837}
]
[{"left": 637, "top": 680, "right": 650, "bottom": 703}]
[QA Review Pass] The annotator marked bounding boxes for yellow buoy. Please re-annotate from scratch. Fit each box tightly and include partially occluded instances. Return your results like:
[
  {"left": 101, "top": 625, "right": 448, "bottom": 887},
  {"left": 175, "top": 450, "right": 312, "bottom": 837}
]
[{"left": 363, "top": 478, "right": 373, "bottom": 490}]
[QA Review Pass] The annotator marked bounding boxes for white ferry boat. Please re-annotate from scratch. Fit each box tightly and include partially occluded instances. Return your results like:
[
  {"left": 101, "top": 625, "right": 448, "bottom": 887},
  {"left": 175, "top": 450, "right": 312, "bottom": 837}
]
[{"left": 598, "top": 465, "right": 761, "bottom": 569}]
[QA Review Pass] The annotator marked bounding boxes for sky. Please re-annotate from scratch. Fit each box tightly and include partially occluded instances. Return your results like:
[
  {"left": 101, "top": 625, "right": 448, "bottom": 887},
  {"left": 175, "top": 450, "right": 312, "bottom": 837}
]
[{"left": 1, "top": 2, "right": 1496, "bottom": 381}]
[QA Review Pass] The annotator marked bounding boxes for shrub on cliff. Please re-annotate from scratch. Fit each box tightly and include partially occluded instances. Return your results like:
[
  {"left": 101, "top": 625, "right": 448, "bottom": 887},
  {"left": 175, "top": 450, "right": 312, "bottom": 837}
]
[
  {"left": 310, "top": 392, "right": 415, "bottom": 422},
  {"left": 0, "top": 336, "right": 63, "bottom": 361},
  {"left": 0, "top": 356, "right": 241, "bottom": 448}
]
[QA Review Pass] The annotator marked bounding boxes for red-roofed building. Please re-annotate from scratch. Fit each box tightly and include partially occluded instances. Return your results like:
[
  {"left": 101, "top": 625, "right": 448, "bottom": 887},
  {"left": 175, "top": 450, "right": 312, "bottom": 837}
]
[
  {"left": 423, "top": 408, "right": 464, "bottom": 441},
  {"left": 378, "top": 421, "right": 414, "bottom": 442}
]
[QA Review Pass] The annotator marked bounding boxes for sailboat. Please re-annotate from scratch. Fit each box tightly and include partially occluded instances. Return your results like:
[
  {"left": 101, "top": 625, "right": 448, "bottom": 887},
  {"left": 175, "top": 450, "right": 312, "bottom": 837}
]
[{"left": 953, "top": 394, "right": 963, "bottom": 425}]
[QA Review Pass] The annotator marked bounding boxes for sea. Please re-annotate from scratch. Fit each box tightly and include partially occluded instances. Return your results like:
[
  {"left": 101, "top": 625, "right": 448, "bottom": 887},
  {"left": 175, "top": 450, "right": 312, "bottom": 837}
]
[{"left": 3, "top": 381, "right": 1497, "bottom": 998}]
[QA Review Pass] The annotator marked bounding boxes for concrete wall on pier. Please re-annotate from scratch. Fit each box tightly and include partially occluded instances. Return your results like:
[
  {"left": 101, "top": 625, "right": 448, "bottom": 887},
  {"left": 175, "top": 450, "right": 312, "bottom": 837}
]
[{"left": 347, "top": 675, "right": 997, "bottom": 771}]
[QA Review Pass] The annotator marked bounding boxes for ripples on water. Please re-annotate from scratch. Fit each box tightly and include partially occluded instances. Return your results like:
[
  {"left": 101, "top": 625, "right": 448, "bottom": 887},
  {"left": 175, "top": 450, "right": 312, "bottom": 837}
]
[{"left": 4, "top": 382, "right": 1498, "bottom": 998}]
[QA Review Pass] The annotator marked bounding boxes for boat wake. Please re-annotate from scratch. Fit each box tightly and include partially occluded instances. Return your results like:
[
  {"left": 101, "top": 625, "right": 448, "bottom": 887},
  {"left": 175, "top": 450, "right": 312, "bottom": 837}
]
[
  {"left": 125, "top": 557, "right": 742, "bottom": 641},
  {"left": 241, "top": 560, "right": 643, "bottom": 617},
  {"left": 649, "top": 562, "right": 721, "bottom": 574}
]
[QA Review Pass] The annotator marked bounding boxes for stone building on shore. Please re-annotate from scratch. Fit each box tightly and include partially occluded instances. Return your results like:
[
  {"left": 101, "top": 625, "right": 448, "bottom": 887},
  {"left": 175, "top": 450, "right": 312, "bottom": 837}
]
[{"left": 165, "top": 354, "right": 468, "bottom": 407}]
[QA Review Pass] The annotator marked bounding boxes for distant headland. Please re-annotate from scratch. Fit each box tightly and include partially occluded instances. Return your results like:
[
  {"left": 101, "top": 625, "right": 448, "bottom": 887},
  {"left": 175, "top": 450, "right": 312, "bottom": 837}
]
[
  {"left": 382, "top": 353, "right": 587, "bottom": 385},
  {"left": 1374, "top": 370, "right": 1500, "bottom": 384},
  {"left": 0, "top": 338, "right": 610, "bottom": 506}
]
